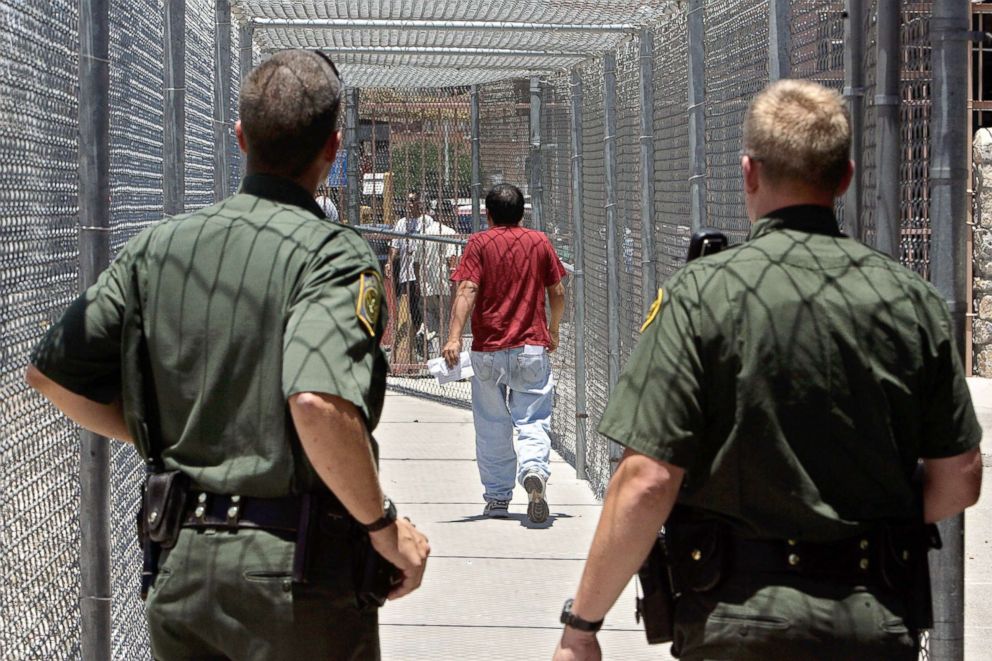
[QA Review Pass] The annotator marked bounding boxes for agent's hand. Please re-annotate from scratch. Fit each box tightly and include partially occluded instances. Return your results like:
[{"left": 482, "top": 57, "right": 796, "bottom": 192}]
[
  {"left": 552, "top": 629, "right": 601, "bottom": 661},
  {"left": 442, "top": 337, "right": 462, "bottom": 368},
  {"left": 549, "top": 328, "right": 560, "bottom": 353},
  {"left": 384, "top": 261, "right": 393, "bottom": 280},
  {"left": 369, "top": 518, "right": 430, "bottom": 600}
]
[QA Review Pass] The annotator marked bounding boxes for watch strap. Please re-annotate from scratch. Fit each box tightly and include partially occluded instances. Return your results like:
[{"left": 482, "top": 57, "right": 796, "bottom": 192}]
[
  {"left": 560, "top": 598, "right": 604, "bottom": 633},
  {"left": 363, "top": 497, "right": 397, "bottom": 532}
]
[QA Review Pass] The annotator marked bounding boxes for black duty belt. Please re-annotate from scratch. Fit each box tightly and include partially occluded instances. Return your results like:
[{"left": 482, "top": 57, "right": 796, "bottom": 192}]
[
  {"left": 182, "top": 491, "right": 352, "bottom": 533},
  {"left": 183, "top": 492, "right": 303, "bottom": 532},
  {"left": 728, "top": 532, "right": 893, "bottom": 583}
]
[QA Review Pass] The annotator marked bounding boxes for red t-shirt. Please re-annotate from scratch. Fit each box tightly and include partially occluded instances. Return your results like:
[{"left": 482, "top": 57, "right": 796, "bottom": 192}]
[{"left": 451, "top": 226, "right": 566, "bottom": 352}]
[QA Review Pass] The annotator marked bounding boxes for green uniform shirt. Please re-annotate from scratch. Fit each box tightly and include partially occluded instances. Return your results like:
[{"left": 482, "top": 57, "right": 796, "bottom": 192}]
[
  {"left": 31, "top": 174, "right": 388, "bottom": 497},
  {"left": 599, "top": 205, "right": 981, "bottom": 542}
]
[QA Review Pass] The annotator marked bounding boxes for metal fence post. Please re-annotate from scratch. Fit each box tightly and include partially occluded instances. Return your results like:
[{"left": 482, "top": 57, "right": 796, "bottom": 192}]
[
  {"left": 874, "top": 0, "right": 901, "bottom": 258},
  {"left": 603, "top": 52, "right": 623, "bottom": 473},
  {"left": 239, "top": 22, "right": 253, "bottom": 83},
  {"left": 238, "top": 22, "right": 253, "bottom": 178},
  {"left": 213, "top": 0, "right": 232, "bottom": 201},
  {"left": 639, "top": 28, "right": 657, "bottom": 314},
  {"left": 569, "top": 69, "right": 588, "bottom": 479},
  {"left": 843, "top": 0, "right": 865, "bottom": 240},
  {"left": 530, "top": 76, "right": 544, "bottom": 232},
  {"left": 929, "top": 2, "right": 970, "bottom": 658},
  {"left": 164, "top": 0, "right": 186, "bottom": 216},
  {"left": 345, "top": 87, "right": 361, "bottom": 224},
  {"left": 688, "top": 0, "right": 707, "bottom": 233},
  {"left": 470, "top": 85, "right": 482, "bottom": 232},
  {"left": 768, "top": 0, "right": 791, "bottom": 80},
  {"left": 78, "top": 1, "right": 111, "bottom": 657}
]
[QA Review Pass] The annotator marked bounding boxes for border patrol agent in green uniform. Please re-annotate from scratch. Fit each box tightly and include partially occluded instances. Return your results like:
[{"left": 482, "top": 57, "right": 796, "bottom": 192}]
[
  {"left": 554, "top": 80, "right": 982, "bottom": 661},
  {"left": 26, "top": 50, "right": 430, "bottom": 660}
]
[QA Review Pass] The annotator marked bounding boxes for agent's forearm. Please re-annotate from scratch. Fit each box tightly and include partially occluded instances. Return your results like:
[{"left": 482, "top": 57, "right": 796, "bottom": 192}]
[
  {"left": 570, "top": 451, "right": 683, "bottom": 623},
  {"left": 289, "top": 392, "right": 386, "bottom": 525},
  {"left": 25, "top": 365, "right": 133, "bottom": 442}
]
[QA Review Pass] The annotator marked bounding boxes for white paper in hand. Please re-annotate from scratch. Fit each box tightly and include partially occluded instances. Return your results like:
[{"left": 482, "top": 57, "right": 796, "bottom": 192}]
[{"left": 427, "top": 352, "right": 474, "bottom": 385}]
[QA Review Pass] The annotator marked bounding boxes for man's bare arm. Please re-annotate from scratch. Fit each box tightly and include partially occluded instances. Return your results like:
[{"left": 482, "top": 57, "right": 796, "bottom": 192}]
[
  {"left": 442, "top": 279, "right": 478, "bottom": 367},
  {"left": 25, "top": 365, "right": 133, "bottom": 442},
  {"left": 289, "top": 392, "right": 430, "bottom": 599},
  {"left": 547, "top": 281, "right": 565, "bottom": 352},
  {"left": 923, "top": 447, "right": 982, "bottom": 523},
  {"left": 555, "top": 448, "right": 684, "bottom": 658},
  {"left": 385, "top": 247, "right": 397, "bottom": 279}
]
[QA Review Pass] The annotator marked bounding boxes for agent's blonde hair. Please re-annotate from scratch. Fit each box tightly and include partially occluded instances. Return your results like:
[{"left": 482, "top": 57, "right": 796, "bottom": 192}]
[{"left": 743, "top": 79, "right": 851, "bottom": 191}]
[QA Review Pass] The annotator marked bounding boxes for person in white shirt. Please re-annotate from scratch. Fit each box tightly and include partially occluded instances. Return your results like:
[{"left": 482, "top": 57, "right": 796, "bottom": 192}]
[
  {"left": 385, "top": 192, "right": 431, "bottom": 350},
  {"left": 416, "top": 215, "right": 460, "bottom": 358},
  {"left": 314, "top": 184, "right": 339, "bottom": 223}
]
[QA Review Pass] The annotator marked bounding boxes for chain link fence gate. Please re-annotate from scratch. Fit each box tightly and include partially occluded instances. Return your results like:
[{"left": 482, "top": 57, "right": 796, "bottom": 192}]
[{"left": 0, "top": 0, "right": 971, "bottom": 658}]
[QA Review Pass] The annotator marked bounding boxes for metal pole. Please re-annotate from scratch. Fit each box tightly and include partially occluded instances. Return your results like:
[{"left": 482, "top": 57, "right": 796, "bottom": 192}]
[
  {"left": 470, "top": 84, "right": 482, "bottom": 232},
  {"left": 843, "top": 0, "right": 865, "bottom": 240},
  {"left": 604, "top": 52, "right": 623, "bottom": 473},
  {"left": 78, "top": 1, "right": 111, "bottom": 657},
  {"left": 639, "top": 28, "right": 657, "bottom": 315},
  {"left": 345, "top": 87, "right": 361, "bottom": 224},
  {"left": 253, "top": 18, "right": 638, "bottom": 33},
  {"left": 239, "top": 22, "right": 253, "bottom": 83},
  {"left": 530, "top": 76, "right": 544, "bottom": 232},
  {"left": 569, "top": 68, "right": 588, "bottom": 479},
  {"left": 688, "top": 0, "right": 707, "bottom": 233},
  {"left": 277, "top": 46, "right": 590, "bottom": 58},
  {"left": 873, "top": 0, "right": 901, "bottom": 258},
  {"left": 238, "top": 23, "right": 253, "bottom": 178},
  {"left": 929, "top": 2, "right": 970, "bottom": 658},
  {"left": 768, "top": 0, "right": 791, "bottom": 81},
  {"left": 213, "top": 0, "right": 232, "bottom": 201},
  {"left": 163, "top": 0, "right": 186, "bottom": 216}
]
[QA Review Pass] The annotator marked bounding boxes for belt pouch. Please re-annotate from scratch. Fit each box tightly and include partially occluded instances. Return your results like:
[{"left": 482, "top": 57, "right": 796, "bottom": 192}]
[
  {"left": 667, "top": 520, "right": 728, "bottom": 593},
  {"left": 143, "top": 470, "right": 189, "bottom": 548},
  {"left": 352, "top": 532, "right": 401, "bottom": 608},
  {"left": 636, "top": 533, "right": 677, "bottom": 644},
  {"left": 881, "top": 523, "right": 939, "bottom": 630},
  {"left": 292, "top": 494, "right": 314, "bottom": 583}
]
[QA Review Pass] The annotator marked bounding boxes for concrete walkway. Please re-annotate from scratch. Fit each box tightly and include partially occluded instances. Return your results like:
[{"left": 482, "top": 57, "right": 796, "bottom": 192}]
[{"left": 377, "top": 380, "right": 992, "bottom": 661}]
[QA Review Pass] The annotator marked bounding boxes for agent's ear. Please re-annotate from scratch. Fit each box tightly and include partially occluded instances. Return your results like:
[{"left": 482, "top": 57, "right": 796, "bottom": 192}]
[
  {"left": 835, "top": 159, "right": 855, "bottom": 197},
  {"left": 323, "top": 130, "right": 341, "bottom": 165},
  {"left": 235, "top": 120, "right": 248, "bottom": 154},
  {"left": 741, "top": 154, "right": 760, "bottom": 195}
]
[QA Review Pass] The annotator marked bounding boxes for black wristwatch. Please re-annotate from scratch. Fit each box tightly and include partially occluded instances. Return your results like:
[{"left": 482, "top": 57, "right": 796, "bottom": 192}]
[
  {"left": 363, "top": 496, "right": 397, "bottom": 532},
  {"left": 560, "top": 598, "right": 604, "bottom": 633}
]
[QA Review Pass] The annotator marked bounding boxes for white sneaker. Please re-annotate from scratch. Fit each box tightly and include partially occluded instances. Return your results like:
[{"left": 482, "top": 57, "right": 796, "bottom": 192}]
[{"left": 523, "top": 473, "right": 549, "bottom": 524}]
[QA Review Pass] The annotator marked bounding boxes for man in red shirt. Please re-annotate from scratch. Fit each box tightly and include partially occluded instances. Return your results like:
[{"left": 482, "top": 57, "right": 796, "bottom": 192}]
[{"left": 442, "top": 184, "right": 567, "bottom": 523}]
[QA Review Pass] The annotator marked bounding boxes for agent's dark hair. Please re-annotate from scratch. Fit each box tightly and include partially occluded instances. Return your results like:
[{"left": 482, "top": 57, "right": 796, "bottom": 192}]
[
  {"left": 485, "top": 184, "right": 525, "bottom": 226},
  {"left": 239, "top": 50, "right": 342, "bottom": 177}
]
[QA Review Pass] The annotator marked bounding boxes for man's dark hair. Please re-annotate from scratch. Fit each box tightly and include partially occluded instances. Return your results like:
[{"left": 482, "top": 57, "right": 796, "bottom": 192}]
[
  {"left": 239, "top": 50, "right": 342, "bottom": 177},
  {"left": 485, "top": 184, "right": 525, "bottom": 226}
]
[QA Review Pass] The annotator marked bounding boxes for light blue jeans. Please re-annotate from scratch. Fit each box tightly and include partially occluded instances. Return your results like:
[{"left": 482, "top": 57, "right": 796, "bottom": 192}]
[{"left": 470, "top": 346, "right": 554, "bottom": 502}]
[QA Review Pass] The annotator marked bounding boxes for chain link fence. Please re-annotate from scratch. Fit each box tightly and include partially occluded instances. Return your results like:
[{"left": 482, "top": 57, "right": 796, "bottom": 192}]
[
  {"left": 0, "top": 0, "right": 962, "bottom": 657},
  {"left": 1, "top": 2, "right": 82, "bottom": 659}
]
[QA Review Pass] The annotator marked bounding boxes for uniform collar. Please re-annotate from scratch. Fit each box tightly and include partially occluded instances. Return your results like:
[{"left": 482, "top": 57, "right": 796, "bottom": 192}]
[
  {"left": 240, "top": 174, "right": 325, "bottom": 219},
  {"left": 748, "top": 205, "right": 843, "bottom": 241}
]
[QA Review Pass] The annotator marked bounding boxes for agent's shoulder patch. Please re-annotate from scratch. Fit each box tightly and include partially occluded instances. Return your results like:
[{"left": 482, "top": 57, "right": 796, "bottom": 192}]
[
  {"left": 640, "top": 288, "right": 664, "bottom": 333},
  {"left": 356, "top": 270, "right": 384, "bottom": 336}
]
